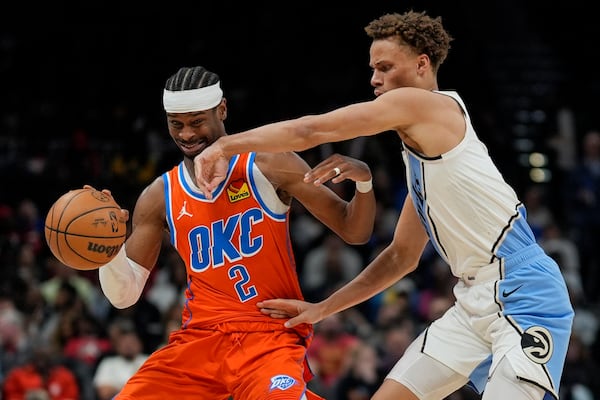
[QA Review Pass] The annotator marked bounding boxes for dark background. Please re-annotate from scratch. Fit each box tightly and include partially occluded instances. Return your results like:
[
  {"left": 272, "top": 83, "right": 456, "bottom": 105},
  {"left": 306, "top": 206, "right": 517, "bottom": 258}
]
[
  {"left": 1, "top": 0, "right": 598, "bottom": 211},
  {"left": 1, "top": 2, "right": 599, "bottom": 398}
]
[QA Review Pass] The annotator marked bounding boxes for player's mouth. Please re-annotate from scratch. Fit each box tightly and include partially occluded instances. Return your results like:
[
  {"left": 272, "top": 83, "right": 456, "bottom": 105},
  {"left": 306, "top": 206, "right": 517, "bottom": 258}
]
[{"left": 179, "top": 140, "right": 205, "bottom": 154}]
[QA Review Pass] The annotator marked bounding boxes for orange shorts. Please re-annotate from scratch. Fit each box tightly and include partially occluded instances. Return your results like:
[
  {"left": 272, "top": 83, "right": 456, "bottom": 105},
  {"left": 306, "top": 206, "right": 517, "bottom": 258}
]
[{"left": 116, "top": 322, "right": 323, "bottom": 399}]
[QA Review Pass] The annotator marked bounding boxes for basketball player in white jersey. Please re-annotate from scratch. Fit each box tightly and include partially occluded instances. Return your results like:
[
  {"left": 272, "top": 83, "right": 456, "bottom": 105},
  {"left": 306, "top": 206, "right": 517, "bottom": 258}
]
[{"left": 193, "top": 10, "right": 574, "bottom": 400}]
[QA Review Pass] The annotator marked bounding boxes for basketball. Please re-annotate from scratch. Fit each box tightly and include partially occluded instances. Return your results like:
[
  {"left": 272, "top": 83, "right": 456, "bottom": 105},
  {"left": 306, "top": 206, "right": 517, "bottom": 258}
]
[{"left": 44, "top": 188, "right": 127, "bottom": 270}]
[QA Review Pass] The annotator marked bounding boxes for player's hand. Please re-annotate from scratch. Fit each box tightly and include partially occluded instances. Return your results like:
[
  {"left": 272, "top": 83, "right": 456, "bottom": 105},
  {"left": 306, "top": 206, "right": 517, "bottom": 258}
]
[
  {"left": 304, "top": 153, "right": 371, "bottom": 186},
  {"left": 257, "top": 299, "right": 325, "bottom": 328},
  {"left": 194, "top": 141, "right": 229, "bottom": 199},
  {"left": 83, "top": 185, "right": 130, "bottom": 222}
]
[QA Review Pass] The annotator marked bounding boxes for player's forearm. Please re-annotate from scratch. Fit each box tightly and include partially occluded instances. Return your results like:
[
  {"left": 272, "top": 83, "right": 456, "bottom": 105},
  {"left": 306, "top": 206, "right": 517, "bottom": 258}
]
[
  {"left": 318, "top": 246, "right": 413, "bottom": 316},
  {"left": 220, "top": 117, "right": 334, "bottom": 157},
  {"left": 99, "top": 245, "right": 150, "bottom": 309},
  {"left": 341, "top": 188, "right": 376, "bottom": 244}
]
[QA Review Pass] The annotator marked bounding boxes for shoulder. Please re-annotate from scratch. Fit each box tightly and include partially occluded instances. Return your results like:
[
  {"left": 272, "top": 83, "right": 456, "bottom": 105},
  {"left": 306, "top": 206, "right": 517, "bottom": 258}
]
[
  {"left": 397, "top": 90, "right": 466, "bottom": 155},
  {"left": 374, "top": 87, "right": 452, "bottom": 126},
  {"left": 139, "top": 176, "right": 166, "bottom": 200},
  {"left": 379, "top": 87, "right": 438, "bottom": 103},
  {"left": 134, "top": 177, "right": 166, "bottom": 217},
  {"left": 381, "top": 87, "right": 458, "bottom": 108}
]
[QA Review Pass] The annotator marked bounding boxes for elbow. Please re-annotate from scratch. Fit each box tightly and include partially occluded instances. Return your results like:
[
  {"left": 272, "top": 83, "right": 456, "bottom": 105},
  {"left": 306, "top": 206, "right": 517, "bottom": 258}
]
[
  {"left": 405, "top": 261, "right": 419, "bottom": 274},
  {"left": 99, "top": 280, "right": 140, "bottom": 309},
  {"left": 105, "top": 295, "right": 137, "bottom": 310},
  {"left": 338, "top": 221, "right": 375, "bottom": 245},
  {"left": 387, "top": 243, "right": 420, "bottom": 274},
  {"left": 346, "top": 221, "right": 376, "bottom": 245},
  {"left": 110, "top": 300, "right": 136, "bottom": 310},
  {"left": 351, "top": 233, "right": 373, "bottom": 246},
  {"left": 402, "top": 254, "right": 421, "bottom": 275},
  {"left": 340, "top": 231, "right": 373, "bottom": 246}
]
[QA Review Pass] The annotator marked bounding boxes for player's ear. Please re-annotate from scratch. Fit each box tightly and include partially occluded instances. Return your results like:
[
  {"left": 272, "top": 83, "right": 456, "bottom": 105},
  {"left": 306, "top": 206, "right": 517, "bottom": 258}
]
[
  {"left": 416, "top": 54, "right": 430, "bottom": 74},
  {"left": 217, "top": 99, "right": 227, "bottom": 120}
]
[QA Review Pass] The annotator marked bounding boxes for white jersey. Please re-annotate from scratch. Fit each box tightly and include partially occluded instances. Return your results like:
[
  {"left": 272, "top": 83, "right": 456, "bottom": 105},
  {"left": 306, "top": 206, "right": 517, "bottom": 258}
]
[
  {"left": 397, "top": 91, "right": 573, "bottom": 398},
  {"left": 402, "top": 90, "right": 535, "bottom": 277}
]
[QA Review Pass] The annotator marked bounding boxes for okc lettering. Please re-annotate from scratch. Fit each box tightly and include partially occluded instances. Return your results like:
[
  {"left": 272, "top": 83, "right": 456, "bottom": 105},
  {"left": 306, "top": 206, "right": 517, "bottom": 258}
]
[
  {"left": 87, "top": 242, "right": 121, "bottom": 257},
  {"left": 189, "top": 208, "right": 264, "bottom": 271}
]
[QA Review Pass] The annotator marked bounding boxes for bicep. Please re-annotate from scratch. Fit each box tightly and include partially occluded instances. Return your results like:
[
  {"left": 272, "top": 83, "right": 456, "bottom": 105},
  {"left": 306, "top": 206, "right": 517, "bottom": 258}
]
[
  {"left": 300, "top": 96, "right": 411, "bottom": 144},
  {"left": 335, "top": 104, "right": 394, "bottom": 137},
  {"left": 390, "top": 196, "right": 429, "bottom": 265}
]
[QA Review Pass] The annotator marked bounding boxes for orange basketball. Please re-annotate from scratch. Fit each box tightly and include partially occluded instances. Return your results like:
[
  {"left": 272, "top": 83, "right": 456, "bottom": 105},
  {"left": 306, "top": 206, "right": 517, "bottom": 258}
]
[{"left": 44, "top": 188, "right": 127, "bottom": 270}]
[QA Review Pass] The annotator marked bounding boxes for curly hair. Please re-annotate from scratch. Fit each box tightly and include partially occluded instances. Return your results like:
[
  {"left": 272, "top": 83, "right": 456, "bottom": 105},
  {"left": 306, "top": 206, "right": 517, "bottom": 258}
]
[{"left": 364, "top": 10, "right": 453, "bottom": 72}]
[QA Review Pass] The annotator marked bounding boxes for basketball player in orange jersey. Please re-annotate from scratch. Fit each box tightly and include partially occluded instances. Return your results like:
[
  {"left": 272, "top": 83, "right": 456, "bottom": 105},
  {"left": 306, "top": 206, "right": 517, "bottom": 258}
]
[{"left": 90, "top": 65, "right": 376, "bottom": 400}]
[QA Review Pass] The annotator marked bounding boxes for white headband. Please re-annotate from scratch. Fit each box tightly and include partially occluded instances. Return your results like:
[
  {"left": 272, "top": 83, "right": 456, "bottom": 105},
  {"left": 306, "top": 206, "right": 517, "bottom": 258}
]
[{"left": 163, "top": 82, "right": 223, "bottom": 113}]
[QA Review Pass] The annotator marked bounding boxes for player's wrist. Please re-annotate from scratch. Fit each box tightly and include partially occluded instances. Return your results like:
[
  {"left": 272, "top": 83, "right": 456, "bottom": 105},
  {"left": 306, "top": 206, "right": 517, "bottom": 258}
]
[
  {"left": 216, "top": 137, "right": 231, "bottom": 158},
  {"left": 355, "top": 178, "right": 373, "bottom": 193}
]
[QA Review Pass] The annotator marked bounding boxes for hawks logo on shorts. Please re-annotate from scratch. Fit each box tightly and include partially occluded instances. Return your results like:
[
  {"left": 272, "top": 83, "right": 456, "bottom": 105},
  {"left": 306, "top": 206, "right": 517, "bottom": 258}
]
[
  {"left": 521, "top": 326, "right": 553, "bottom": 364},
  {"left": 227, "top": 179, "right": 251, "bottom": 203}
]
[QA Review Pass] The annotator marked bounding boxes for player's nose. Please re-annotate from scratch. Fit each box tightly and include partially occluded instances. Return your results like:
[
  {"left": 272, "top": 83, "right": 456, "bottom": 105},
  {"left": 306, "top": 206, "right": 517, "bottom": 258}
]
[
  {"left": 178, "top": 126, "right": 196, "bottom": 140},
  {"left": 370, "top": 70, "right": 383, "bottom": 87}
]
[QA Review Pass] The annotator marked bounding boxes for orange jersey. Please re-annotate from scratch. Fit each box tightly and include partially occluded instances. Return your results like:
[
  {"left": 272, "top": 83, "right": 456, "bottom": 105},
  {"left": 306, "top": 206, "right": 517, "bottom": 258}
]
[
  {"left": 163, "top": 152, "right": 306, "bottom": 330},
  {"left": 116, "top": 153, "right": 320, "bottom": 399}
]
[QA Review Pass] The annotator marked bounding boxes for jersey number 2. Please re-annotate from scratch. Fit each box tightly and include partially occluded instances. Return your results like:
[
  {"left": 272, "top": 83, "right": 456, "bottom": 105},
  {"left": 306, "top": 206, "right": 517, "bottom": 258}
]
[{"left": 229, "top": 264, "right": 257, "bottom": 302}]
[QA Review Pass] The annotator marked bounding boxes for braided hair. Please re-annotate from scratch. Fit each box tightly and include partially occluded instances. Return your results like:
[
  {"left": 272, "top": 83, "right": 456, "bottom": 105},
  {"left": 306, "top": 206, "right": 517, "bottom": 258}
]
[{"left": 164, "top": 66, "right": 220, "bottom": 91}]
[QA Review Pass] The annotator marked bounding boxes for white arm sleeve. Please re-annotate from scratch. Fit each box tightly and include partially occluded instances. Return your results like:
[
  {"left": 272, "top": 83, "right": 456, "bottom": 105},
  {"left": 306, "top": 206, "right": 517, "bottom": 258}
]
[{"left": 98, "top": 246, "right": 150, "bottom": 309}]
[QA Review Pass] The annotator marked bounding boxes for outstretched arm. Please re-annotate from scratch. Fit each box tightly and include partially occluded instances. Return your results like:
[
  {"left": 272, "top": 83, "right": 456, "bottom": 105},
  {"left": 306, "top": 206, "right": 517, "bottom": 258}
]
[
  {"left": 258, "top": 196, "right": 429, "bottom": 327},
  {"left": 194, "top": 89, "right": 421, "bottom": 198}
]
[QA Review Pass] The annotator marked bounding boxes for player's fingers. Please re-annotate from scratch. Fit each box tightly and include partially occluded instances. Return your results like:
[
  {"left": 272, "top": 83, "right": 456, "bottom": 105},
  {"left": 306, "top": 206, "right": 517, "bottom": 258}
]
[
  {"left": 121, "top": 209, "right": 131, "bottom": 222},
  {"left": 193, "top": 159, "right": 210, "bottom": 197},
  {"left": 260, "top": 309, "right": 290, "bottom": 319},
  {"left": 257, "top": 300, "right": 299, "bottom": 316},
  {"left": 194, "top": 172, "right": 212, "bottom": 199},
  {"left": 196, "top": 172, "right": 220, "bottom": 200},
  {"left": 283, "top": 315, "right": 306, "bottom": 329},
  {"left": 257, "top": 299, "right": 294, "bottom": 310},
  {"left": 84, "top": 184, "right": 113, "bottom": 197},
  {"left": 304, "top": 166, "right": 343, "bottom": 185},
  {"left": 206, "top": 176, "right": 225, "bottom": 195},
  {"left": 257, "top": 304, "right": 290, "bottom": 316},
  {"left": 198, "top": 182, "right": 212, "bottom": 200}
]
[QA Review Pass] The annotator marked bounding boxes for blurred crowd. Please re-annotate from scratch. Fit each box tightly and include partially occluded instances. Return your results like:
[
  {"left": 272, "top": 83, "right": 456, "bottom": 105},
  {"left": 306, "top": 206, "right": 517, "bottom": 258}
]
[{"left": 0, "top": 106, "right": 599, "bottom": 400}]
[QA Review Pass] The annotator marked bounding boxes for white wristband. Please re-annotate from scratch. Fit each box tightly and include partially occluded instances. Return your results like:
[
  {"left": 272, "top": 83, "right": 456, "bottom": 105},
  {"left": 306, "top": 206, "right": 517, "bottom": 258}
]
[
  {"left": 355, "top": 179, "right": 373, "bottom": 193},
  {"left": 99, "top": 246, "right": 150, "bottom": 309}
]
